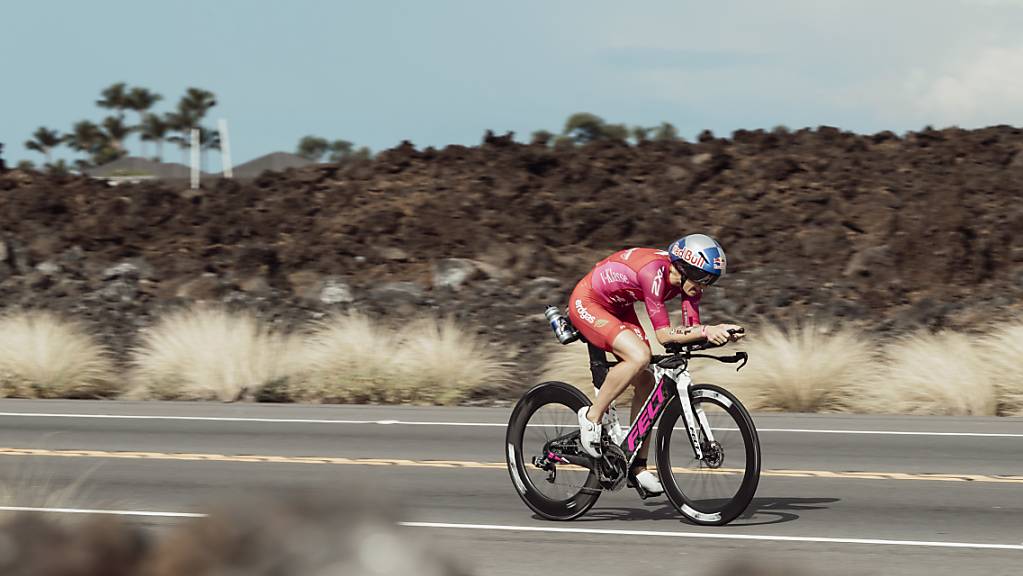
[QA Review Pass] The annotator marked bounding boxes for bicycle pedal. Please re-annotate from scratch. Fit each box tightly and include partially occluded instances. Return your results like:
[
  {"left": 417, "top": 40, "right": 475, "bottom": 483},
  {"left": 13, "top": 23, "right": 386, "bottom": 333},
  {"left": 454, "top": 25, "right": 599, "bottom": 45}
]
[
  {"left": 627, "top": 472, "right": 663, "bottom": 500},
  {"left": 629, "top": 479, "right": 652, "bottom": 500}
]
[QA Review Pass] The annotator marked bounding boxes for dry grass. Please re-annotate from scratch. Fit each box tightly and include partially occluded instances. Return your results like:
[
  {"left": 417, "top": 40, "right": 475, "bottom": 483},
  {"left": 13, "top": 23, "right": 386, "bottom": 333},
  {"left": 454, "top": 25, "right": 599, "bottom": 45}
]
[
  {"left": 126, "top": 307, "right": 301, "bottom": 402},
  {"left": 982, "top": 323, "right": 1023, "bottom": 416},
  {"left": 288, "top": 313, "right": 507, "bottom": 405},
  {"left": 0, "top": 311, "right": 117, "bottom": 399},
  {"left": 864, "top": 332, "right": 997, "bottom": 416},
  {"left": 286, "top": 312, "right": 405, "bottom": 403},
  {"left": 397, "top": 316, "right": 509, "bottom": 404},
  {"left": 691, "top": 323, "right": 875, "bottom": 413}
]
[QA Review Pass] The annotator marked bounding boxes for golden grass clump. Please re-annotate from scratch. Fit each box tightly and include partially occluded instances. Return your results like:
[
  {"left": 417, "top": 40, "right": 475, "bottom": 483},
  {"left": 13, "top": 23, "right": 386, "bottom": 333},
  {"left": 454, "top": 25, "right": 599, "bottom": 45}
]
[
  {"left": 982, "top": 323, "right": 1023, "bottom": 416},
  {"left": 867, "top": 331, "right": 997, "bottom": 416},
  {"left": 692, "top": 323, "right": 874, "bottom": 413},
  {"left": 284, "top": 312, "right": 400, "bottom": 403},
  {"left": 288, "top": 313, "right": 506, "bottom": 405},
  {"left": 127, "top": 307, "right": 300, "bottom": 402},
  {"left": 396, "top": 316, "right": 508, "bottom": 405},
  {"left": 0, "top": 311, "right": 117, "bottom": 399}
]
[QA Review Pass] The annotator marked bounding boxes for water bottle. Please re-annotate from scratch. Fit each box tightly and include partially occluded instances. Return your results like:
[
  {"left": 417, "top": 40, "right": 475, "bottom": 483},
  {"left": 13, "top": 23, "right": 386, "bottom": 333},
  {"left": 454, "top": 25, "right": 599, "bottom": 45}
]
[{"left": 545, "top": 305, "right": 580, "bottom": 345}]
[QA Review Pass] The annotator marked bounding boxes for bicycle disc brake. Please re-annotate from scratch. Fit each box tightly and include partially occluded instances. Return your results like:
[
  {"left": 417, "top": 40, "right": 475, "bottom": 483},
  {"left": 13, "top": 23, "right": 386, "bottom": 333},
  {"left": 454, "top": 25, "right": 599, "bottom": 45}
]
[{"left": 702, "top": 440, "right": 724, "bottom": 469}]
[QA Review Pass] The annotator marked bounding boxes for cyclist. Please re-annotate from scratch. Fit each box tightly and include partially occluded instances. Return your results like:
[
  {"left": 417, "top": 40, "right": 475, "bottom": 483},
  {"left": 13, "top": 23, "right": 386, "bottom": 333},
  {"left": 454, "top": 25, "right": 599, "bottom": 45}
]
[{"left": 568, "top": 233, "right": 744, "bottom": 495}]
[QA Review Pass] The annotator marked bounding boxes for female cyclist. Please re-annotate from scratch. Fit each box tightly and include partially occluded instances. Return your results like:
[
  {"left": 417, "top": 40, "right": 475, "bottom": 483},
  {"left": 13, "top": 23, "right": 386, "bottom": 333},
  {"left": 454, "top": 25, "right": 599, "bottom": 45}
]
[{"left": 567, "top": 233, "right": 745, "bottom": 495}]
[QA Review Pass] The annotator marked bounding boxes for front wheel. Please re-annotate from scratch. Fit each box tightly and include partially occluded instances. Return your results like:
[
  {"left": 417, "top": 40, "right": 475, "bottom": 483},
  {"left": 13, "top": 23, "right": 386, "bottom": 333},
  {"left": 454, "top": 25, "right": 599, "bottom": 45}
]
[
  {"left": 655, "top": 384, "right": 760, "bottom": 526},
  {"left": 506, "top": 381, "right": 602, "bottom": 520}
]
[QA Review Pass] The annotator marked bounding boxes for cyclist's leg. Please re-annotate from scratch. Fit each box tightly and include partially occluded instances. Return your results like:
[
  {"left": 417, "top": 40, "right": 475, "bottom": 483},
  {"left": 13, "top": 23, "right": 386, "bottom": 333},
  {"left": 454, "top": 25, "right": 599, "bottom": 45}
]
[
  {"left": 587, "top": 328, "right": 651, "bottom": 422},
  {"left": 630, "top": 368, "right": 656, "bottom": 464},
  {"left": 612, "top": 310, "right": 659, "bottom": 468},
  {"left": 611, "top": 311, "right": 663, "bottom": 492}
]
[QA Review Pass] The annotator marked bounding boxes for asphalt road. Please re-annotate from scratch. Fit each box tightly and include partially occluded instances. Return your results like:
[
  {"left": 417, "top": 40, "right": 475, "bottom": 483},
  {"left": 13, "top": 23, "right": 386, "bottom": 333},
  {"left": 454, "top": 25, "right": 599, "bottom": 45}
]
[{"left": 0, "top": 399, "right": 1021, "bottom": 575}]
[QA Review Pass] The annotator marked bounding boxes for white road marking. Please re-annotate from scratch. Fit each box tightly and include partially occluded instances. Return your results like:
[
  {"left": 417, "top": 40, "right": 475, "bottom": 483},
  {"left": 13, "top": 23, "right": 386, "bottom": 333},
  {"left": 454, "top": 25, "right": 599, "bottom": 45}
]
[
  {"left": 3, "top": 506, "right": 1019, "bottom": 551},
  {"left": 754, "top": 427, "right": 1023, "bottom": 438},
  {"left": 0, "top": 505, "right": 204, "bottom": 518},
  {"left": 400, "top": 521, "right": 1023, "bottom": 551},
  {"left": 0, "top": 411, "right": 1020, "bottom": 438}
]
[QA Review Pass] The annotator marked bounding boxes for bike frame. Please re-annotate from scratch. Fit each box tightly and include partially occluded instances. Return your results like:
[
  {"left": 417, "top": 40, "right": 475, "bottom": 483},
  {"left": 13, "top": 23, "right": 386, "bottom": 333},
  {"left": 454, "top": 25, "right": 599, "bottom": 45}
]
[{"left": 615, "top": 361, "right": 715, "bottom": 468}]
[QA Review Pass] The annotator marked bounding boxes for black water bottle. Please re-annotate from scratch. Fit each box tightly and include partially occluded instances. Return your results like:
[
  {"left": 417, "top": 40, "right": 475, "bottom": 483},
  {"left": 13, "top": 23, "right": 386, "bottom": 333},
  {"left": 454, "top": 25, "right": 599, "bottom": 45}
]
[{"left": 545, "top": 305, "right": 579, "bottom": 344}]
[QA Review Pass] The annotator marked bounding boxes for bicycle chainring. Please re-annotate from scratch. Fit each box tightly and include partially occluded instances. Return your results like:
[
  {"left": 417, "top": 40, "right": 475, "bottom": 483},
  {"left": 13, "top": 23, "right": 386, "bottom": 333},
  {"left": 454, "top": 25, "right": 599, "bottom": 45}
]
[{"left": 597, "top": 444, "right": 628, "bottom": 491}]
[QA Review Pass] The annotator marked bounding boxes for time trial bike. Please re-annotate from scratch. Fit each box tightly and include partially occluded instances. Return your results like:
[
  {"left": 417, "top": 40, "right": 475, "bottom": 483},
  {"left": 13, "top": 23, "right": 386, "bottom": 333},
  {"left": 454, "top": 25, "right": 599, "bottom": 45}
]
[{"left": 506, "top": 326, "right": 760, "bottom": 526}]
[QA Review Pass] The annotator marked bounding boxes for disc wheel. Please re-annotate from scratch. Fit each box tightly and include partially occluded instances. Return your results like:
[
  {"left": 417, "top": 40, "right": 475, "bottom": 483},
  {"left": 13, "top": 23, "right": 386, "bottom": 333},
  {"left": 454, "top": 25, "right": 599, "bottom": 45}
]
[
  {"left": 506, "top": 381, "right": 601, "bottom": 520},
  {"left": 655, "top": 384, "right": 760, "bottom": 526}
]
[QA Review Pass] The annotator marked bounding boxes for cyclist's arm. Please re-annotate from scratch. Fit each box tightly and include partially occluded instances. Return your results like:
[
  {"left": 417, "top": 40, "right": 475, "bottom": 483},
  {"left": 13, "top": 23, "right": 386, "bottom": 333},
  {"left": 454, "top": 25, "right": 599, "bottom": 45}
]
[
  {"left": 656, "top": 294, "right": 704, "bottom": 344},
  {"left": 638, "top": 262, "right": 703, "bottom": 345},
  {"left": 654, "top": 324, "right": 707, "bottom": 345}
]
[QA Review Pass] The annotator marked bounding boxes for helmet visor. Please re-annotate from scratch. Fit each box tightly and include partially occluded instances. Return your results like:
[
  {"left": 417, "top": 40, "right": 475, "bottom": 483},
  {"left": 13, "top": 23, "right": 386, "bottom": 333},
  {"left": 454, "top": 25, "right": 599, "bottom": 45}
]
[{"left": 675, "top": 261, "right": 720, "bottom": 286}]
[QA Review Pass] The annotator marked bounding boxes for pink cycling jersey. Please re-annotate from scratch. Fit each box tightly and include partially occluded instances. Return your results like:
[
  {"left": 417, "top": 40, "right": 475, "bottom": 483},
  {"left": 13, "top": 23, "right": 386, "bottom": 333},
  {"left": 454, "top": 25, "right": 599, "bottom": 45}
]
[{"left": 588, "top": 248, "right": 701, "bottom": 331}]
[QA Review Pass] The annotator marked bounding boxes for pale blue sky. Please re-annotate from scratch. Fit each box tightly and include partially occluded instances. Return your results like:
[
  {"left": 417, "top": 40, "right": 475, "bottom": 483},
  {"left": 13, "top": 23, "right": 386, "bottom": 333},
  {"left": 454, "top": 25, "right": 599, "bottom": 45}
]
[{"left": 3, "top": 0, "right": 1023, "bottom": 165}]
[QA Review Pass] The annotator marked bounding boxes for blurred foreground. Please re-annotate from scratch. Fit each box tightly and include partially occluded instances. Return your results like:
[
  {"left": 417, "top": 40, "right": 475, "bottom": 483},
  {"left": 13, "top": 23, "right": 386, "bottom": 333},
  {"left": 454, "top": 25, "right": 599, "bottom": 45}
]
[{"left": 0, "top": 489, "right": 470, "bottom": 576}]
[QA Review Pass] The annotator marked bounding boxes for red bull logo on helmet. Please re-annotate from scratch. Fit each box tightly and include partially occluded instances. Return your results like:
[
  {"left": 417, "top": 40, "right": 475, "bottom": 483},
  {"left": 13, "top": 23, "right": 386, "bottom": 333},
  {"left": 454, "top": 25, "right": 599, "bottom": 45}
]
[{"left": 672, "top": 244, "right": 707, "bottom": 269}]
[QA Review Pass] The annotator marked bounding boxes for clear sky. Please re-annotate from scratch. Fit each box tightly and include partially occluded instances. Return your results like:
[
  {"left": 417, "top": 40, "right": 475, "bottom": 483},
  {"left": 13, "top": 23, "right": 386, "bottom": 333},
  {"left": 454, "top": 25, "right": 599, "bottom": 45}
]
[{"left": 3, "top": 0, "right": 1023, "bottom": 166}]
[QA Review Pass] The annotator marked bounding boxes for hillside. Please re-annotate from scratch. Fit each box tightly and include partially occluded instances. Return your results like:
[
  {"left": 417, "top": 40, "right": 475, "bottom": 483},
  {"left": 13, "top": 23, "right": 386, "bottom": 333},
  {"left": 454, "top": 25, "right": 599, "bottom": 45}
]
[{"left": 2, "top": 125, "right": 1022, "bottom": 377}]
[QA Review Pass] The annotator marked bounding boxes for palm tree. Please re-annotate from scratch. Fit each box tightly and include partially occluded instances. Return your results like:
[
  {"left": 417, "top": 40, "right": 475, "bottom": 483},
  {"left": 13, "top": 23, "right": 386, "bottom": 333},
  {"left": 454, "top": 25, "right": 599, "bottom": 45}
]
[
  {"left": 126, "top": 87, "right": 162, "bottom": 155},
  {"left": 163, "top": 88, "right": 218, "bottom": 167},
  {"left": 66, "top": 120, "right": 108, "bottom": 166},
  {"left": 101, "top": 116, "right": 133, "bottom": 155},
  {"left": 24, "top": 126, "right": 62, "bottom": 164},
  {"left": 164, "top": 110, "right": 192, "bottom": 165},
  {"left": 96, "top": 83, "right": 130, "bottom": 117},
  {"left": 140, "top": 114, "right": 170, "bottom": 161},
  {"left": 199, "top": 126, "right": 221, "bottom": 172},
  {"left": 179, "top": 87, "right": 217, "bottom": 121}
]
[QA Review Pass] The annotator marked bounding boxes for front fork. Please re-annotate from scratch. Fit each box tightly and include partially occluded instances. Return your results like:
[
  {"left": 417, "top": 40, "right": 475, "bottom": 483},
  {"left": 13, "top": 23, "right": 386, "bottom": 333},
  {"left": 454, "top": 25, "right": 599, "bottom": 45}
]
[{"left": 658, "top": 368, "right": 716, "bottom": 460}]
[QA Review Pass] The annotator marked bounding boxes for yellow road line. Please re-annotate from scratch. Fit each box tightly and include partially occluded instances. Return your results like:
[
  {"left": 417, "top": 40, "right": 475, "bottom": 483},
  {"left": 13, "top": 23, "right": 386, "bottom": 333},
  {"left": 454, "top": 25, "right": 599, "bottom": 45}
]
[{"left": 0, "top": 447, "right": 1020, "bottom": 484}]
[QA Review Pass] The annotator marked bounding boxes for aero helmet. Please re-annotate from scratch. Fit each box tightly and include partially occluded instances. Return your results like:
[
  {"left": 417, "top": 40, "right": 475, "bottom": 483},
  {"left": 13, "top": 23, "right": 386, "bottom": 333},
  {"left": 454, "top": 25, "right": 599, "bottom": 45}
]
[{"left": 667, "top": 234, "right": 727, "bottom": 286}]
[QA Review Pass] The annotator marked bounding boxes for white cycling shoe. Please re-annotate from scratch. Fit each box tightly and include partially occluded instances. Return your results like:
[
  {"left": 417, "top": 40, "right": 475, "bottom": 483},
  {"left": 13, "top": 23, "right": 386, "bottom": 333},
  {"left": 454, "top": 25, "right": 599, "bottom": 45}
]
[
  {"left": 629, "top": 469, "right": 664, "bottom": 496},
  {"left": 577, "top": 407, "right": 603, "bottom": 458}
]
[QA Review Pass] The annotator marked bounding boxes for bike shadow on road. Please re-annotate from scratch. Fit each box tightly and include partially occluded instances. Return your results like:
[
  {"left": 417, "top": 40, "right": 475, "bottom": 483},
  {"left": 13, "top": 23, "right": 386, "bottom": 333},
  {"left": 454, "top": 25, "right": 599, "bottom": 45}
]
[
  {"left": 729, "top": 497, "right": 840, "bottom": 526},
  {"left": 565, "top": 497, "right": 839, "bottom": 526}
]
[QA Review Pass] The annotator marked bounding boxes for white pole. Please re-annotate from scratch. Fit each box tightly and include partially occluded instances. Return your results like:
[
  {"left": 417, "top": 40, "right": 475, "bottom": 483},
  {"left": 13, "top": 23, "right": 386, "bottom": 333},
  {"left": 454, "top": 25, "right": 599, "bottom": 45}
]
[
  {"left": 190, "top": 128, "right": 200, "bottom": 189},
  {"left": 218, "top": 118, "right": 233, "bottom": 179}
]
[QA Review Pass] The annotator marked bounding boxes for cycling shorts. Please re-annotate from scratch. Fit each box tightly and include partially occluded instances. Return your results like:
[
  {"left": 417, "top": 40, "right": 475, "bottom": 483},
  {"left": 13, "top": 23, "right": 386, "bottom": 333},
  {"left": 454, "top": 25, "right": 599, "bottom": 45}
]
[{"left": 568, "top": 272, "right": 649, "bottom": 353}]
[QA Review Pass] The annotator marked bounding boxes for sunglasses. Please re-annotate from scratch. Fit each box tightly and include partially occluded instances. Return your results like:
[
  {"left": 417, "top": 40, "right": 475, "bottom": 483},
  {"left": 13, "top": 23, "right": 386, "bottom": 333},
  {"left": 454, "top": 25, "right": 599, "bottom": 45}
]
[{"left": 673, "top": 262, "right": 719, "bottom": 286}]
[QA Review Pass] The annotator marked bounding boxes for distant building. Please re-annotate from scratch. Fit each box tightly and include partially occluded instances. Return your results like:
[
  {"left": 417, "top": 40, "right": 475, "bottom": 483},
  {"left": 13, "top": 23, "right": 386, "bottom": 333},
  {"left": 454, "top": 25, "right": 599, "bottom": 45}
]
[
  {"left": 84, "top": 156, "right": 202, "bottom": 183},
  {"left": 85, "top": 152, "right": 314, "bottom": 184},
  {"left": 219, "top": 152, "right": 314, "bottom": 179}
]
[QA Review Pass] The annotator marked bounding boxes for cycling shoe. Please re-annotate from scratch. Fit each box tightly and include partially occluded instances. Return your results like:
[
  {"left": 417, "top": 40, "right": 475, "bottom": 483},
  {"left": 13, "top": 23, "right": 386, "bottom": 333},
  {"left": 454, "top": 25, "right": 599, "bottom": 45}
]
[{"left": 577, "top": 407, "right": 602, "bottom": 458}]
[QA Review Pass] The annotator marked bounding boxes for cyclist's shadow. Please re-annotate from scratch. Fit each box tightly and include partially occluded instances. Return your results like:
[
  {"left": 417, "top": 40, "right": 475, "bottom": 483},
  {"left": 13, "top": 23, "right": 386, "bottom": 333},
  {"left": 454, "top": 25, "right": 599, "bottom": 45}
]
[{"left": 570, "top": 496, "right": 839, "bottom": 526}]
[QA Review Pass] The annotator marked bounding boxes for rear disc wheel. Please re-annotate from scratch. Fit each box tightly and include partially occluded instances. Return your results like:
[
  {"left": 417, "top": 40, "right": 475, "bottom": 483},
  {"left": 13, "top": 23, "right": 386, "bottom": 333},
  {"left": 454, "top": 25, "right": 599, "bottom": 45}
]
[{"left": 506, "top": 381, "right": 601, "bottom": 520}]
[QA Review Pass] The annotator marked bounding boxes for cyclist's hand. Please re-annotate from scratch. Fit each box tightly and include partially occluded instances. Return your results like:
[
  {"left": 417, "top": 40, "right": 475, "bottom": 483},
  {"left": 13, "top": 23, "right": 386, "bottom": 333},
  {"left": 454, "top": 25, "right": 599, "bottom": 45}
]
[{"left": 706, "top": 324, "right": 743, "bottom": 346}]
